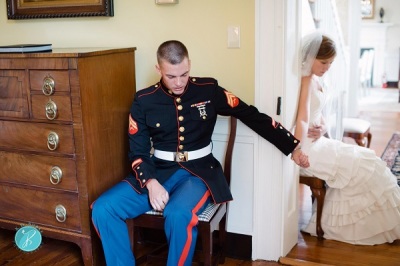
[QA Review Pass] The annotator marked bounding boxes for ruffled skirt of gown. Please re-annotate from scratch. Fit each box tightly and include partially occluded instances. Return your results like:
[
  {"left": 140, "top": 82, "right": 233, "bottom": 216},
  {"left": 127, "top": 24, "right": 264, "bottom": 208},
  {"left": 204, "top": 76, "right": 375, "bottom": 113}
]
[{"left": 300, "top": 136, "right": 400, "bottom": 245}]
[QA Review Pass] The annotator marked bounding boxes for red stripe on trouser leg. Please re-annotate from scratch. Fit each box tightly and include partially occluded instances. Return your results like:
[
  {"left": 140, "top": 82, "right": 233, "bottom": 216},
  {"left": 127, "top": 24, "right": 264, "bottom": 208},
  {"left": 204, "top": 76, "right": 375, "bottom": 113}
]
[{"left": 178, "top": 190, "right": 210, "bottom": 266}]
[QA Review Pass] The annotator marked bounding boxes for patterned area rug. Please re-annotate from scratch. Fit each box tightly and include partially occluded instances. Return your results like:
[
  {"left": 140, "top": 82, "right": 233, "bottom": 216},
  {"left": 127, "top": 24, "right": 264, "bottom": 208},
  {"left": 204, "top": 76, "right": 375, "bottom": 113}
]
[{"left": 381, "top": 132, "right": 400, "bottom": 185}]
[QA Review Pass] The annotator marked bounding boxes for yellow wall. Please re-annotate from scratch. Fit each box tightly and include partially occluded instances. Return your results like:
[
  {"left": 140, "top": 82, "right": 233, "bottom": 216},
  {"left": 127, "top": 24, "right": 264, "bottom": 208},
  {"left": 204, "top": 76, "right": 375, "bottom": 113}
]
[{"left": 0, "top": 0, "right": 255, "bottom": 104}]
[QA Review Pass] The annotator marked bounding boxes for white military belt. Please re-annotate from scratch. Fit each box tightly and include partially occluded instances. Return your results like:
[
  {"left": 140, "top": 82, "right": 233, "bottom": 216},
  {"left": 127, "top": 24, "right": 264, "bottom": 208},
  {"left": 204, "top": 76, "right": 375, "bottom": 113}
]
[{"left": 153, "top": 143, "right": 212, "bottom": 162}]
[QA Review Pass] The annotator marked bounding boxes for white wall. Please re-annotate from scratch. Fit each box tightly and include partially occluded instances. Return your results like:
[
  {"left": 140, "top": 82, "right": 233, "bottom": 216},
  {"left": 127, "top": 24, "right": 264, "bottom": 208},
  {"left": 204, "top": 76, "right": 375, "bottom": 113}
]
[
  {"left": 0, "top": 1, "right": 256, "bottom": 103},
  {"left": 361, "top": 0, "right": 400, "bottom": 82}
]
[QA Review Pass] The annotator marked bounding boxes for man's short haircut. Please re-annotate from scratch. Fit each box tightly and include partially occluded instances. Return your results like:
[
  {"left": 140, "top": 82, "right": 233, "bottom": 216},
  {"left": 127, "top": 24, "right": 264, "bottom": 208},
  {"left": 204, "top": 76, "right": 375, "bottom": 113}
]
[{"left": 157, "top": 40, "right": 189, "bottom": 65}]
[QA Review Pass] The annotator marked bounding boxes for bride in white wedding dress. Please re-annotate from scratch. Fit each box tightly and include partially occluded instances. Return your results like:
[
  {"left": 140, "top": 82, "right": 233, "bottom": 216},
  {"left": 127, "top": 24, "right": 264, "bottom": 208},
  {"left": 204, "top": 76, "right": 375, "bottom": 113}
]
[{"left": 295, "top": 32, "right": 400, "bottom": 245}]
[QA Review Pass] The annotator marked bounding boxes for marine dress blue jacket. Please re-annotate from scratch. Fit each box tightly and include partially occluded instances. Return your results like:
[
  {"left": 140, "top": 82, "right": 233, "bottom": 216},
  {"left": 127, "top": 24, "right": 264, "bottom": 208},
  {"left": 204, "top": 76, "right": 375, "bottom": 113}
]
[{"left": 125, "top": 77, "right": 299, "bottom": 203}]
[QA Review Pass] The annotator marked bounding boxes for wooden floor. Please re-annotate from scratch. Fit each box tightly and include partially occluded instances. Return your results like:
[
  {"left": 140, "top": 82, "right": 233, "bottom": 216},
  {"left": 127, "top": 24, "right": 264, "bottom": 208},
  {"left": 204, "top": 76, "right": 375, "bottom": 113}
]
[{"left": 0, "top": 88, "right": 399, "bottom": 265}]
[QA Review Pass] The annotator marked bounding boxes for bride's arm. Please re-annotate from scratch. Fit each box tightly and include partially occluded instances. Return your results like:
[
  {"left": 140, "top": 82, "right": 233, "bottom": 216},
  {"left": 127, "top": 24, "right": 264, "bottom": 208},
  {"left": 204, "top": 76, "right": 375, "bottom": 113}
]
[
  {"left": 294, "top": 76, "right": 312, "bottom": 143},
  {"left": 290, "top": 76, "right": 312, "bottom": 168}
]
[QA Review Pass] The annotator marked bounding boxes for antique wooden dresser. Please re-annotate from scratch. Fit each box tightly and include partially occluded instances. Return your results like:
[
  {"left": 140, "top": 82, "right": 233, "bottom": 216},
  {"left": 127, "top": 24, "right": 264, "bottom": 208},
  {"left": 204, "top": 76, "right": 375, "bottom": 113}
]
[{"left": 0, "top": 48, "right": 136, "bottom": 265}]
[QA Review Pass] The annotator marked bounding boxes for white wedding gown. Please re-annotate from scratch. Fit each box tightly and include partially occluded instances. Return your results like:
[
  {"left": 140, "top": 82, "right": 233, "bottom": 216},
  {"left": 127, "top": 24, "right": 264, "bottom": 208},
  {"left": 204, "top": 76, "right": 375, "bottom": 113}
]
[{"left": 300, "top": 84, "right": 400, "bottom": 245}]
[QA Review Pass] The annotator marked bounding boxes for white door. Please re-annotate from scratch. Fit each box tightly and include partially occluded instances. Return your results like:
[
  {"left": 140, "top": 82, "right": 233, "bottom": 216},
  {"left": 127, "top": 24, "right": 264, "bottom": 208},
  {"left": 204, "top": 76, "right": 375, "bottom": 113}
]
[{"left": 253, "top": 0, "right": 301, "bottom": 260}]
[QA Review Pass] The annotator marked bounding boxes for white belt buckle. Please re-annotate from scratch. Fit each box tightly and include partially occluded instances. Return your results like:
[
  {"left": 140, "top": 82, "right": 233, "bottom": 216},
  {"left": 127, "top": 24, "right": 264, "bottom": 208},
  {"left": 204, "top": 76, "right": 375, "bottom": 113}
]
[{"left": 175, "top": 151, "right": 188, "bottom": 162}]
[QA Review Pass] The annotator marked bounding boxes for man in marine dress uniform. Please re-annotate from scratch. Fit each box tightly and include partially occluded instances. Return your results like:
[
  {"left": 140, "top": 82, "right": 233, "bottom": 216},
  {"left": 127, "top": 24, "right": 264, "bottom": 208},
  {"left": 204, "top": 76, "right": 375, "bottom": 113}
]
[{"left": 91, "top": 40, "right": 309, "bottom": 266}]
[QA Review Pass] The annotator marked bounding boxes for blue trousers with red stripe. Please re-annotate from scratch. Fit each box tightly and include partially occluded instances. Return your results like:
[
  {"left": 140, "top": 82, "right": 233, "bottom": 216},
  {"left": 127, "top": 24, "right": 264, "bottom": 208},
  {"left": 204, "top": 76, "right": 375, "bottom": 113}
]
[{"left": 91, "top": 169, "right": 210, "bottom": 266}]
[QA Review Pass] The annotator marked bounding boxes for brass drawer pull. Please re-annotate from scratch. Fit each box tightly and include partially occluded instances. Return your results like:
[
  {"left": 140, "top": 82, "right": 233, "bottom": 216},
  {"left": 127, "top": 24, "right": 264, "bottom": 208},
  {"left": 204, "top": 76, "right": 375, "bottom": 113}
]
[
  {"left": 45, "top": 100, "right": 58, "bottom": 120},
  {"left": 55, "top": 205, "right": 67, "bottom": 223},
  {"left": 42, "top": 77, "right": 55, "bottom": 96},
  {"left": 47, "top": 132, "right": 59, "bottom": 151},
  {"left": 50, "top": 166, "right": 63, "bottom": 185}
]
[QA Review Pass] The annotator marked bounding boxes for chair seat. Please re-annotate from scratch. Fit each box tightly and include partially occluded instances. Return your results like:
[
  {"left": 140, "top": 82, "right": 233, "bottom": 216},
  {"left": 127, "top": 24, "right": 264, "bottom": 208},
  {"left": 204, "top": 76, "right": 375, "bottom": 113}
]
[
  {"left": 145, "top": 203, "right": 220, "bottom": 222},
  {"left": 342, "top": 117, "right": 371, "bottom": 133}
]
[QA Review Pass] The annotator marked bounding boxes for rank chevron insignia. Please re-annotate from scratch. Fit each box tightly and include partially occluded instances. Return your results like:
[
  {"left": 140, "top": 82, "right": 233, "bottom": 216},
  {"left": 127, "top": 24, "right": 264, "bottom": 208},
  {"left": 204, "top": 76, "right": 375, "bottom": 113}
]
[
  {"left": 224, "top": 91, "right": 239, "bottom": 108},
  {"left": 129, "top": 114, "right": 138, "bottom": 135}
]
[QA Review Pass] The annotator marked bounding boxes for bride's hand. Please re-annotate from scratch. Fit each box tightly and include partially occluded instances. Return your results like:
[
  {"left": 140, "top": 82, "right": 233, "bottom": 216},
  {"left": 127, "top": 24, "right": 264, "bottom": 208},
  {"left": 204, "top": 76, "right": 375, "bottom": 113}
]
[
  {"left": 291, "top": 149, "right": 310, "bottom": 168},
  {"left": 308, "top": 124, "right": 327, "bottom": 142}
]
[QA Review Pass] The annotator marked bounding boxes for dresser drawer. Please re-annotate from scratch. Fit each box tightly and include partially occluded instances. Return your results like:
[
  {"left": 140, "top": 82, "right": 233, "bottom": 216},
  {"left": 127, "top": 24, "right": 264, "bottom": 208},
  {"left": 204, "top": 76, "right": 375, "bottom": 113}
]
[
  {"left": 0, "top": 70, "right": 29, "bottom": 119},
  {"left": 0, "top": 121, "right": 75, "bottom": 154},
  {"left": 31, "top": 95, "right": 73, "bottom": 122},
  {"left": 0, "top": 185, "right": 82, "bottom": 232},
  {"left": 0, "top": 151, "right": 77, "bottom": 191},
  {"left": 30, "top": 70, "right": 70, "bottom": 93}
]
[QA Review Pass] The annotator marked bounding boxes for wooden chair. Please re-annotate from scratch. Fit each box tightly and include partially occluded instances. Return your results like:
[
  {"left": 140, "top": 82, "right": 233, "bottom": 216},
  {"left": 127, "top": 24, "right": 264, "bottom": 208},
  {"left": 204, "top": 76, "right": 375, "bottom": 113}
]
[
  {"left": 342, "top": 117, "right": 372, "bottom": 148},
  {"left": 129, "top": 117, "right": 237, "bottom": 265}
]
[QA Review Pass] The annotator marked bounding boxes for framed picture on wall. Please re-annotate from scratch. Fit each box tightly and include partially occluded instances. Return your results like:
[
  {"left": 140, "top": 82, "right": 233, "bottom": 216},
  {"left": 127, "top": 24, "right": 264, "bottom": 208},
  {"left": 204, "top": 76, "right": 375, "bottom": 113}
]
[
  {"left": 6, "top": 0, "right": 114, "bottom": 19},
  {"left": 361, "top": 0, "right": 374, "bottom": 19}
]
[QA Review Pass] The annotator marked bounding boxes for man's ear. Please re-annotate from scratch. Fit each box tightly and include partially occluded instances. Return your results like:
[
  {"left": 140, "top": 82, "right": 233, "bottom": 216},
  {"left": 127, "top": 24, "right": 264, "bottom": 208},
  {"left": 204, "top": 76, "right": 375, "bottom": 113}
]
[{"left": 155, "top": 64, "right": 161, "bottom": 74}]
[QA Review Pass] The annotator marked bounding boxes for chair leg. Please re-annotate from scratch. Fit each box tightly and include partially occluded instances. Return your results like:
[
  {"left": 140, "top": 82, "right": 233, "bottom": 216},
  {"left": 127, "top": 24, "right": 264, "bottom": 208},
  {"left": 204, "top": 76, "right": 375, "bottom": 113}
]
[
  {"left": 129, "top": 223, "right": 152, "bottom": 264},
  {"left": 310, "top": 186, "right": 326, "bottom": 240},
  {"left": 127, "top": 220, "right": 134, "bottom": 253},
  {"left": 218, "top": 215, "right": 227, "bottom": 264},
  {"left": 355, "top": 136, "right": 366, "bottom": 147},
  {"left": 200, "top": 226, "right": 212, "bottom": 266},
  {"left": 366, "top": 132, "right": 372, "bottom": 148}
]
